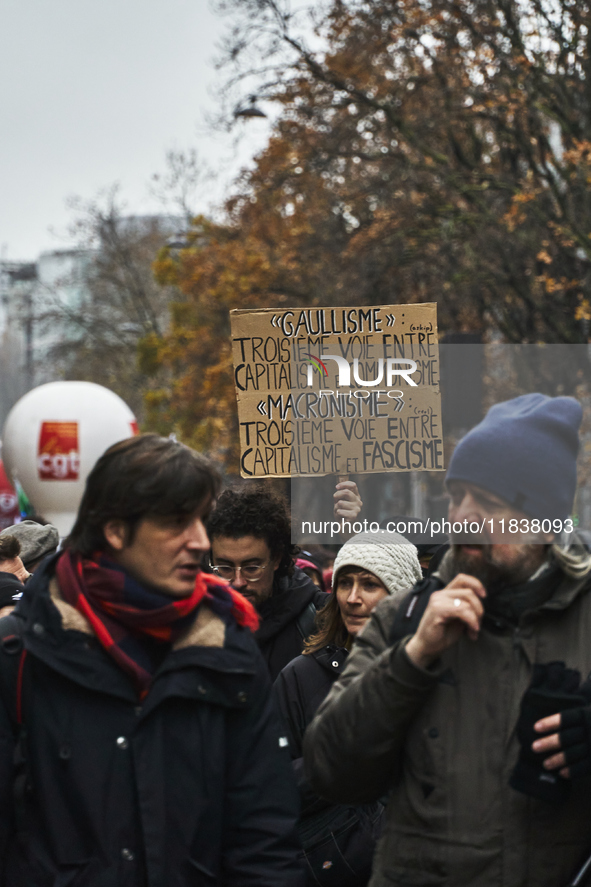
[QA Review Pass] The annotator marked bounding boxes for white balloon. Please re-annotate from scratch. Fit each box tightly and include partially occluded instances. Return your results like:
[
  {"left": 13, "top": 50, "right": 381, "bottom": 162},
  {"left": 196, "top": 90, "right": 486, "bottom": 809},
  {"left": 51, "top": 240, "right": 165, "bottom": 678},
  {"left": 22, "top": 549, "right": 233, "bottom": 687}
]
[{"left": 2, "top": 381, "right": 138, "bottom": 536}]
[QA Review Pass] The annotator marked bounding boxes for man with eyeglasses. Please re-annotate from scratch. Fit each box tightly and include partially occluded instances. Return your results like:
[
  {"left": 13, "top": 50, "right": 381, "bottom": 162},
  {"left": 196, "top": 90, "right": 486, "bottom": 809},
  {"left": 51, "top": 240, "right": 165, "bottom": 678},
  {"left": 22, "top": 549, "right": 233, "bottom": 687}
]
[{"left": 208, "top": 487, "right": 329, "bottom": 681}]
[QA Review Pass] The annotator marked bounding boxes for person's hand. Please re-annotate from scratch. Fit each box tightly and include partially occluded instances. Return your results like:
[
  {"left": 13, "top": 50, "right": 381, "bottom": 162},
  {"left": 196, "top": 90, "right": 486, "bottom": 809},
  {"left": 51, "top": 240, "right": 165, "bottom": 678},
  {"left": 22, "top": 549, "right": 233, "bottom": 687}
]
[
  {"left": 333, "top": 481, "right": 362, "bottom": 522},
  {"left": 533, "top": 706, "right": 591, "bottom": 779},
  {"left": 532, "top": 714, "right": 569, "bottom": 776},
  {"left": 405, "top": 574, "right": 486, "bottom": 669},
  {"left": 509, "top": 663, "right": 587, "bottom": 803}
]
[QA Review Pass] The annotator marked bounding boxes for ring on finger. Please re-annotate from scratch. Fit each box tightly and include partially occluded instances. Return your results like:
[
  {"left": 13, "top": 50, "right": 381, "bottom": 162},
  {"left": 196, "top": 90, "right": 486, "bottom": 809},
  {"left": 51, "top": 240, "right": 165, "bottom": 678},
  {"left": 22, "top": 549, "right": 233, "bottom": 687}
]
[{"left": 453, "top": 598, "right": 461, "bottom": 608}]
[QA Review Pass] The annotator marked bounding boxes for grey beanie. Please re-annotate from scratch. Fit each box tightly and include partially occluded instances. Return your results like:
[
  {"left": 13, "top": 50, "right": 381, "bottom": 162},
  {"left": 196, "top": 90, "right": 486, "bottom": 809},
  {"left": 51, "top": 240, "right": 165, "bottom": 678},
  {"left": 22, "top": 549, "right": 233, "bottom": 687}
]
[
  {"left": 0, "top": 520, "right": 60, "bottom": 567},
  {"left": 332, "top": 531, "right": 422, "bottom": 597}
]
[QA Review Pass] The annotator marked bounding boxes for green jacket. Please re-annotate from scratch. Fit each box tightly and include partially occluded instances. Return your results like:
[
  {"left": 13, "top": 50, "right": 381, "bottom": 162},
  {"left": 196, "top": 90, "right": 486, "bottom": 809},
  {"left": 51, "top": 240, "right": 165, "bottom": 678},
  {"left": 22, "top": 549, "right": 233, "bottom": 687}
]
[{"left": 303, "top": 555, "right": 591, "bottom": 887}]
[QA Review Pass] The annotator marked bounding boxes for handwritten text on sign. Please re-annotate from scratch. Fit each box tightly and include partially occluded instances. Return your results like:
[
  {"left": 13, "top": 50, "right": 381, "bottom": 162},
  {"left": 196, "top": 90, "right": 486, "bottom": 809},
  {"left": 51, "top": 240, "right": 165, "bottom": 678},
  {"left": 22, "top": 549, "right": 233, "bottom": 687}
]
[{"left": 230, "top": 304, "right": 443, "bottom": 477}]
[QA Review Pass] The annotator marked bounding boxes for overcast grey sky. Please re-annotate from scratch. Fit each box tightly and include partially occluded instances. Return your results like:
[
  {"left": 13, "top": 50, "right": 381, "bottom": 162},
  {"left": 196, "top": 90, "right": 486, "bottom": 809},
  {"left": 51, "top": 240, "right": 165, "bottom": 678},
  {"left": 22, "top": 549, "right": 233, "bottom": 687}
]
[{"left": 0, "top": 0, "right": 270, "bottom": 260}]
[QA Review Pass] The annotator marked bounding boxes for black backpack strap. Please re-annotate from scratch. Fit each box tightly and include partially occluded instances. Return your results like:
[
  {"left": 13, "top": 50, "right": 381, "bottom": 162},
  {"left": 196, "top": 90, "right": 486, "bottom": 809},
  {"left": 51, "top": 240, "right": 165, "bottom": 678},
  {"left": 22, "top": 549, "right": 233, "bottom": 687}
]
[
  {"left": 296, "top": 601, "right": 318, "bottom": 641},
  {"left": 389, "top": 576, "right": 445, "bottom": 646}
]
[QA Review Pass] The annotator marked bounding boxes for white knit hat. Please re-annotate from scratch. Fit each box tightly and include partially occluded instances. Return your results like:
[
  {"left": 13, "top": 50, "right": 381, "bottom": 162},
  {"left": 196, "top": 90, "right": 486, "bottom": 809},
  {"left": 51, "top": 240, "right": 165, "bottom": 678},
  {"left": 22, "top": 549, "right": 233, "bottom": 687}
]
[{"left": 332, "top": 531, "right": 422, "bottom": 598}]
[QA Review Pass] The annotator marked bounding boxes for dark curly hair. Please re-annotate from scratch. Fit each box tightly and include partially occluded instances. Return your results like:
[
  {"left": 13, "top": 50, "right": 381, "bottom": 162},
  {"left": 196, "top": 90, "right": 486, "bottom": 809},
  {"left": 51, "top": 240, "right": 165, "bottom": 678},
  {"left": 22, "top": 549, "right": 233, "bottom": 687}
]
[{"left": 207, "top": 485, "right": 298, "bottom": 578}]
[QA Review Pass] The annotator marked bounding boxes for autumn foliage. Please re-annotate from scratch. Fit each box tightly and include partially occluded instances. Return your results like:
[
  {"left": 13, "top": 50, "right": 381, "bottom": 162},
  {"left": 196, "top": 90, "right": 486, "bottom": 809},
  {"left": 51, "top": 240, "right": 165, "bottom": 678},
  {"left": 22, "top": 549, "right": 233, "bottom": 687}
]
[{"left": 147, "top": 0, "right": 591, "bottom": 471}]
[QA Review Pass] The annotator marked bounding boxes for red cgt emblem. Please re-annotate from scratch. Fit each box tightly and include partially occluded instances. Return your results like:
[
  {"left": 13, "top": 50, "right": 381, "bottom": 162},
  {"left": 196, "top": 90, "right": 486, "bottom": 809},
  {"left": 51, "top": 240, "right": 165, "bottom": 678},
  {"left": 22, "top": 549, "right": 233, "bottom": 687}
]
[{"left": 37, "top": 421, "right": 80, "bottom": 481}]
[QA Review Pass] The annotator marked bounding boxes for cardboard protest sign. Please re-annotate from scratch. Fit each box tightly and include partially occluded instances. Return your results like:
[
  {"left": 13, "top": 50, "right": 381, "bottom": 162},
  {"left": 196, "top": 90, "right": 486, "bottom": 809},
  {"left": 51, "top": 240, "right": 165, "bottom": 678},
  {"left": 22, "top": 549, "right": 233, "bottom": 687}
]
[{"left": 230, "top": 303, "right": 443, "bottom": 478}]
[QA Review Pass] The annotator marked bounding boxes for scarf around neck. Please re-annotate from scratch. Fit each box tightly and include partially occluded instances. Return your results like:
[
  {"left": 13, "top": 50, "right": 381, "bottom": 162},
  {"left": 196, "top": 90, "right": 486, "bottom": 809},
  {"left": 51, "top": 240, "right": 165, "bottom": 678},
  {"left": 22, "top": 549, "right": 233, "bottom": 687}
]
[
  {"left": 483, "top": 564, "right": 559, "bottom": 628},
  {"left": 434, "top": 548, "right": 559, "bottom": 629},
  {"left": 55, "top": 549, "right": 258, "bottom": 699}
]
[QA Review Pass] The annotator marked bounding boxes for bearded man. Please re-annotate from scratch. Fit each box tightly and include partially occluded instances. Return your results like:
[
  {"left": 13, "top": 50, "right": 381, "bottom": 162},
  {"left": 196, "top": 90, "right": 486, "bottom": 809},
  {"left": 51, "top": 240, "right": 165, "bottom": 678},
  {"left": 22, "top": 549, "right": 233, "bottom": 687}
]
[{"left": 304, "top": 393, "right": 591, "bottom": 887}]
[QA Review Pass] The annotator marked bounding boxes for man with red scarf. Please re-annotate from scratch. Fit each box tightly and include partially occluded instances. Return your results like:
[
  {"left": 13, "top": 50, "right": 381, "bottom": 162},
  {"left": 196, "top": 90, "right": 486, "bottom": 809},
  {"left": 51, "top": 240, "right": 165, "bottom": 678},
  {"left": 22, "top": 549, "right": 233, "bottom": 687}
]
[{"left": 0, "top": 434, "right": 304, "bottom": 887}]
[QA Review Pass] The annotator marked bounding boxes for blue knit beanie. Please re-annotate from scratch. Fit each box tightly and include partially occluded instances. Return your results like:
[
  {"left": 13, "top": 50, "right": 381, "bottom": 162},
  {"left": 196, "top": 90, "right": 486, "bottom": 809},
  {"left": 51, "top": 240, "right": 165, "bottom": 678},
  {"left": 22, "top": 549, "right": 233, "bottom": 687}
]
[{"left": 446, "top": 394, "right": 582, "bottom": 521}]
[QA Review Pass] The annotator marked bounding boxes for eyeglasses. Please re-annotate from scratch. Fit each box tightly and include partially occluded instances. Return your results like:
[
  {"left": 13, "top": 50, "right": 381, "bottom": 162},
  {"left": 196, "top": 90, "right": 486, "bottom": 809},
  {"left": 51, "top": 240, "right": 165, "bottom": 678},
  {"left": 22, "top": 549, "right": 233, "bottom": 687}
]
[{"left": 209, "top": 561, "right": 271, "bottom": 582}]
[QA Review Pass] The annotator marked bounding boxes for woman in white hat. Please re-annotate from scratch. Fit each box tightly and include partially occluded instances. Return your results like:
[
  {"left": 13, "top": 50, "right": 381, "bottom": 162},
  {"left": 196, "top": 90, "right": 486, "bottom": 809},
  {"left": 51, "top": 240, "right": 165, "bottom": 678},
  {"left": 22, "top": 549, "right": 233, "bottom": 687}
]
[{"left": 274, "top": 531, "right": 422, "bottom": 887}]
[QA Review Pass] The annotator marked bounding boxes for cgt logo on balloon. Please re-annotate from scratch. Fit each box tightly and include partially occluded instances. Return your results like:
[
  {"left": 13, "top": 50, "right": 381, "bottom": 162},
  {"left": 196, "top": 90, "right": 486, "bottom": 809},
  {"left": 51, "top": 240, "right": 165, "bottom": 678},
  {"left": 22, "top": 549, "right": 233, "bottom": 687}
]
[{"left": 37, "top": 422, "right": 80, "bottom": 481}]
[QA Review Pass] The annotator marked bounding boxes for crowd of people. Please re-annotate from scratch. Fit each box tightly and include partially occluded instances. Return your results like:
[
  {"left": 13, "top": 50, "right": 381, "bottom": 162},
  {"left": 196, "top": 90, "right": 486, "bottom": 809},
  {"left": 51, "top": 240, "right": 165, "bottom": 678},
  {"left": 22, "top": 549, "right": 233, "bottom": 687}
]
[{"left": 0, "top": 392, "right": 591, "bottom": 886}]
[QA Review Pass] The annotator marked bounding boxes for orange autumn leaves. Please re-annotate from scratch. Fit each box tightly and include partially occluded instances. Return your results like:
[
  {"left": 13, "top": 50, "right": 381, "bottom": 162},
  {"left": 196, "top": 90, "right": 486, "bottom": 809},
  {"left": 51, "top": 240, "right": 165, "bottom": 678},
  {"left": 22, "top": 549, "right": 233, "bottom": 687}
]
[{"left": 144, "top": 0, "right": 591, "bottom": 470}]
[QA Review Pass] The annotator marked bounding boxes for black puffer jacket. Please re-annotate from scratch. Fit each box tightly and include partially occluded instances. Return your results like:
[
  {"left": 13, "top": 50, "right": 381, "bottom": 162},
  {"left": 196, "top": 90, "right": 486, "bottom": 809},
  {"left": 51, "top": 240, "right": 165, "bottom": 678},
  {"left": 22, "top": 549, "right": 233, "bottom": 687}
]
[
  {"left": 256, "top": 568, "right": 328, "bottom": 681},
  {"left": 0, "top": 555, "right": 305, "bottom": 887},
  {"left": 275, "top": 646, "right": 384, "bottom": 886}
]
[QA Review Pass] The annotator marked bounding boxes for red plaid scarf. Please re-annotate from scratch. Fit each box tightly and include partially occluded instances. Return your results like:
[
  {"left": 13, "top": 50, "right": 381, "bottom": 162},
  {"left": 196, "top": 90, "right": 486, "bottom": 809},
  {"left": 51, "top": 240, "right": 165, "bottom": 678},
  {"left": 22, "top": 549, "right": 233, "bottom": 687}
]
[{"left": 56, "top": 549, "right": 258, "bottom": 699}]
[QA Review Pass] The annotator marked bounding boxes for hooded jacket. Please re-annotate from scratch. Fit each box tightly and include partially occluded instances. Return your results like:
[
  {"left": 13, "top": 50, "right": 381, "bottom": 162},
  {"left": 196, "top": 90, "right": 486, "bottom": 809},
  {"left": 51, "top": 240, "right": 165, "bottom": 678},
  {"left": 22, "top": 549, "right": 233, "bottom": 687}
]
[
  {"left": 304, "top": 550, "right": 591, "bottom": 887},
  {"left": 0, "top": 554, "right": 305, "bottom": 887},
  {"left": 256, "top": 567, "right": 328, "bottom": 681}
]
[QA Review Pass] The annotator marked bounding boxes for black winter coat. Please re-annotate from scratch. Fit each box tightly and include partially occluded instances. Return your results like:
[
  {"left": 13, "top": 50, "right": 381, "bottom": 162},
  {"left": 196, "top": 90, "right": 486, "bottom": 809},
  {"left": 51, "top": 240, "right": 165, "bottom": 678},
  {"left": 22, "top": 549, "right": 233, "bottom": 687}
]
[
  {"left": 275, "top": 647, "right": 346, "bottom": 767},
  {"left": 0, "top": 555, "right": 305, "bottom": 887},
  {"left": 256, "top": 568, "right": 328, "bottom": 681},
  {"left": 274, "top": 647, "right": 384, "bottom": 887}
]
